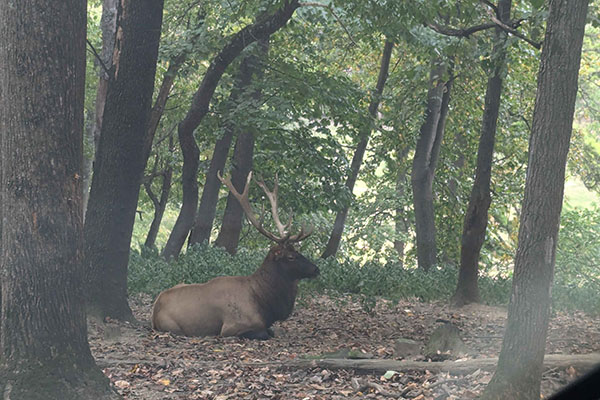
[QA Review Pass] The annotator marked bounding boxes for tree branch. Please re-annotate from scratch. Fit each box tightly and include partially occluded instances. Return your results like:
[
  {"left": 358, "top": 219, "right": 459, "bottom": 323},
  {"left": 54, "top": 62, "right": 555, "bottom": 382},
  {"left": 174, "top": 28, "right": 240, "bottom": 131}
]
[
  {"left": 299, "top": 2, "right": 357, "bottom": 46},
  {"left": 426, "top": 21, "right": 497, "bottom": 38},
  {"left": 482, "top": 3, "right": 542, "bottom": 49},
  {"left": 86, "top": 39, "right": 112, "bottom": 77}
]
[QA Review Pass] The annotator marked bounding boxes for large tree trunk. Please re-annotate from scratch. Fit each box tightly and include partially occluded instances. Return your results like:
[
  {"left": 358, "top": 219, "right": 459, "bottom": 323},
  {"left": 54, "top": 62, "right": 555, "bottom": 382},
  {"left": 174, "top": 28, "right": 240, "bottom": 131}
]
[
  {"left": 452, "top": 0, "right": 512, "bottom": 307},
  {"left": 188, "top": 39, "right": 269, "bottom": 248},
  {"left": 0, "top": 0, "right": 118, "bottom": 397},
  {"left": 214, "top": 130, "right": 256, "bottom": 254},
  {"left": 162, "top": 0, "right": 300, "bottom": 259},
  {"left": 410, "top": 59, "right": 451, "bottom": 271},
  {"left": 321, "top": 40, "right": 394, "bottom": 259},
  {"left": 83, "top": 0, "right": 119, "bottom": 218},
  {"left": 481, "top": 1, "right": 589, "bottom": 398},
  {"left": 84, "top": 0, "right": 164, "bottom": 321}
]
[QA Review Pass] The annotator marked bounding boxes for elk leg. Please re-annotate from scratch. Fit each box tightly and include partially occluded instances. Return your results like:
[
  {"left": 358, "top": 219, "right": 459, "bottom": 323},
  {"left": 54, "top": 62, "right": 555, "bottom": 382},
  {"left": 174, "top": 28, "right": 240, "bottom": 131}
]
[{"left": 240, "top": 329, "right": 271, "bottom": 340}]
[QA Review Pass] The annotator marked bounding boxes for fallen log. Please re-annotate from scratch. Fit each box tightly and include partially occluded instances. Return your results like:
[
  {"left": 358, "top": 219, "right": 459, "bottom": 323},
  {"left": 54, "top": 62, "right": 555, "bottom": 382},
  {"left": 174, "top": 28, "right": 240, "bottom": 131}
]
[
  {"left": 96, "top": 353, "right": 600, "bottom": 376},
  {"left": 271, "top": 353, "right": 600, "bottom": 375}
]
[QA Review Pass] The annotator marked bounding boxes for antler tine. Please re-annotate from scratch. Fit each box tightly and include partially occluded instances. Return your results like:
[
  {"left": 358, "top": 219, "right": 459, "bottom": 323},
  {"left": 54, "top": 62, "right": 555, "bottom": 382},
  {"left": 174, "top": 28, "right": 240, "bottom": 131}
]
[
  {"left": 255, "top": 173, "right": 289, "bottom": 240},
  {"left": 217, "top": 171, "right": 282, "bottom": 243},
  {"left": 288, "top": 224, "right": 314, "bottom": 243}
]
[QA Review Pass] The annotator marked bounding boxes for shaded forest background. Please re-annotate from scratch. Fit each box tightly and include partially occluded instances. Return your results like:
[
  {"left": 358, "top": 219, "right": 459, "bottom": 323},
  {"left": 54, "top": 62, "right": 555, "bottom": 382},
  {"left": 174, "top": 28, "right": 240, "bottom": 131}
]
[{"left": 82, "top": 0, "right": 599, "bottom": 313}]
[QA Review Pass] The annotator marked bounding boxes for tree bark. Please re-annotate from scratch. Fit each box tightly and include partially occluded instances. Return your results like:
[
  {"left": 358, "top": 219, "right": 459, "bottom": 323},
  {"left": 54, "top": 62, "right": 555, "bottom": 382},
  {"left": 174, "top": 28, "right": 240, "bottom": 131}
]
[
  {"left": 214, "top": 130, "right": 256, "bottom": 254},
  {"left": 84, "top": 0, "right": 164, "bottom": 321},
  {"left": 144, "top": 135, "right": 175, "bottom": 249},
  {"left": 162, "top": 0, "right": 300, "bottom": 259},
  {"left": 452, "top": 0, "right": 512, "bottom": 307},
  {"left": 321, "top": 40, "right": 394, "bottom": 259},
  {"left": 411, "top": 60, "right": 451, "bottom": 271},
  {"left": 0, "top": 0, "right": 119, "bottom": 397},
  {"left": 481, "top": 1, "right": 589, "bottom": 398},
  {"left": 188, "top": 39, "right": 269, "bottom": 247},
  {"left": 83, "top": 0, "right": 119, "bottom": 218}
]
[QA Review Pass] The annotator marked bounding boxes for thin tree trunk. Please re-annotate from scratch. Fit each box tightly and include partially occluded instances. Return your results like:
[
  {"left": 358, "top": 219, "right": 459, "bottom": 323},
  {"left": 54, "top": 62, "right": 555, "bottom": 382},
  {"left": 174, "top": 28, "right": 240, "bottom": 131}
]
[
  {"left": 188, "top": 39, "right": 269, "bottom": 247},
  {"left": 83, "top": 0, "right": 118, "bottom": 218},
  {"left": 144, "top": 135, "right": 175, "bottom": 249},
  {"left": 84, "top": 0, "right": 164, "bottom": 321},
  {"left": 394, "top": 146, "right": 411, "bottom": 264},
  {"left": 162, "top": 1, "right": 300, "bottom": 259},
  {"left": 452, "top": 0, "right": 512, "bottom": 307},
  {"left": 0, "top": 0, "right": 118, "bottom": 396},
  {"left": 321, "top": 40, "right": 394, "bottom": 259},
  {"left": 410, "top": 59, "right": 451, "bottom": 271},
  {"left": 214, "top": 130, "right": 256, "bottom": 254},
  {"left": 482, "top": 1, "right": 589, "bottom": 398},
  {"left": 144, "top": 55, "right": 185, "bottom": 162}
]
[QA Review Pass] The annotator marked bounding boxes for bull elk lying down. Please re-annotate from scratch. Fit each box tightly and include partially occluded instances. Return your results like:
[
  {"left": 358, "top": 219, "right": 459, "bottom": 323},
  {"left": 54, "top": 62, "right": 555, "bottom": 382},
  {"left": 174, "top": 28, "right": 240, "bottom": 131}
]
[{"left": 151, "top": 172, "right": 319, "bottom": 340}]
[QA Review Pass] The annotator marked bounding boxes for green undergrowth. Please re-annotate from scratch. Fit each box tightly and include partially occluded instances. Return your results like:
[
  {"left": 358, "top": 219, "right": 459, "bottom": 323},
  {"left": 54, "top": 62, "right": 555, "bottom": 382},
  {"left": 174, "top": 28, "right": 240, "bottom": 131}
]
[{"left": 128, "top": 242, "right": 599, "bottom": 315}]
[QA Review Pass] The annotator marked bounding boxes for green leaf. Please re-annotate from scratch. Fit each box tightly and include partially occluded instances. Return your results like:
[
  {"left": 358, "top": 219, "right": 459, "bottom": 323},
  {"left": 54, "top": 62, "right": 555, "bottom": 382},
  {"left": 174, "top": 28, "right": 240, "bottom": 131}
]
[{"left": 529, "top": 0, "right": 544, "bottom": 10}]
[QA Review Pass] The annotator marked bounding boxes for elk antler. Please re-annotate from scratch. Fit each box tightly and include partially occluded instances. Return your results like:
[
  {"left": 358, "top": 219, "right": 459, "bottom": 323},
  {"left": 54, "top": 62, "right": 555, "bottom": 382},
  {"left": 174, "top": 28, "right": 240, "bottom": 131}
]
[
  {"left": 255, "top": 173, "right": 292, "bottom": 239},
  {"left": 217, "top": 171, "right": 282, "bottom": 243},
  {"left": 218, "top": 171, "right": 313, "bottom": 244}
]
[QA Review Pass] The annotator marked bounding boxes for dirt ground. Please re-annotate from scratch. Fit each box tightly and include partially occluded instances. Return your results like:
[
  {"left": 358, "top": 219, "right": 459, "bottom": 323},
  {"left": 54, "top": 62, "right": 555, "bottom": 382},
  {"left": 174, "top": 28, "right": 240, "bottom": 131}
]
[{"left": 89, "top": 293, "right": 600, "bottom": 399}]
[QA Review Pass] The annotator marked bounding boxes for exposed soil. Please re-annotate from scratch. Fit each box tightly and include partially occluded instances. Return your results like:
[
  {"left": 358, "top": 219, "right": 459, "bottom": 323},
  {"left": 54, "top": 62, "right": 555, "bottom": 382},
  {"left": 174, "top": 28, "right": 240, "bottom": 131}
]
[{"left": 89, "top": 293, "right": 600, "bottom": 399}]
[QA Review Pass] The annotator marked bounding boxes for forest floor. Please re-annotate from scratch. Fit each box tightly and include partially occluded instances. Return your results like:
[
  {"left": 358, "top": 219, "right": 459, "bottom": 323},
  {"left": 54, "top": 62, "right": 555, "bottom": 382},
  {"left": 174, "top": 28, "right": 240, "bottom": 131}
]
[{"left": 89, "top": 292, "right": 600, "bottom": 399}]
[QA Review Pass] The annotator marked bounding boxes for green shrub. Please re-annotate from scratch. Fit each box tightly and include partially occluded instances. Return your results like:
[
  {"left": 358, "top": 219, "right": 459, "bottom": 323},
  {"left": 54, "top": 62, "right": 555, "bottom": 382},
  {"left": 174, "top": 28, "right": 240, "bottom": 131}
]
[{"left": 128, "top": 238, "right": 597, "bottom": 314}]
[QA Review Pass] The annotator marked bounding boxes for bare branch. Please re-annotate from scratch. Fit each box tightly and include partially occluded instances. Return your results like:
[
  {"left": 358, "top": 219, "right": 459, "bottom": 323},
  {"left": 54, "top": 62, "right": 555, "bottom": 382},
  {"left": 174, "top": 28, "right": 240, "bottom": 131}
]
[
  {"left": 426, "top": 21, "right": 497, "bottom": 38},
  {"left": 86, "top": 39, "right": 112, "bottom": 77},
  {"left": 481, "top": 2, "right": 542, "bottom": 49}
]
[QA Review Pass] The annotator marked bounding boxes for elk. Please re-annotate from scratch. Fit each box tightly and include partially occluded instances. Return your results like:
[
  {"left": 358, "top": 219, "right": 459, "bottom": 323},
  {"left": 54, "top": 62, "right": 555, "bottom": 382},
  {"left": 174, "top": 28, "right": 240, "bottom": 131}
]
[{"left": 151, "top": 171, "right": 318, "bottom": 339}]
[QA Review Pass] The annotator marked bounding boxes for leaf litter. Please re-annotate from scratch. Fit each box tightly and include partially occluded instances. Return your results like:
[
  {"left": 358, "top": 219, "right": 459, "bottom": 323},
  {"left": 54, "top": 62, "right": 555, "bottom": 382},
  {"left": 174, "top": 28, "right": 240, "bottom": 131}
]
[{"left": 89, "top": 293, "right": 600, "bottom": 399}]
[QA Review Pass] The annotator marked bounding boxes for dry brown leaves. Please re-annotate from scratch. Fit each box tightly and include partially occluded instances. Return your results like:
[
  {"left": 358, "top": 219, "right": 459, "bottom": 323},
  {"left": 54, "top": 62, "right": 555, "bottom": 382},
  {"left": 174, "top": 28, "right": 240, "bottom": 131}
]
[{"left": 89, "top": 293, "right": 600, "bottom": 399}]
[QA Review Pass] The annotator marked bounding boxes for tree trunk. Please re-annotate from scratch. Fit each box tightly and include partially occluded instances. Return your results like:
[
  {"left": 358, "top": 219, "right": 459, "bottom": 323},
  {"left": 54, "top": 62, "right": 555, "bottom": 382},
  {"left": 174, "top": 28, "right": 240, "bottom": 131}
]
[
  {"left": 161, "top": 0, "right": 300, "bottom": 259},
  {"left": 144, "top": 55, "right": 185, "bottom": 162},
  {"left": 321, "top": 40, "right": 394, "bottom": 259},
  {"left": 188, "top": 39, "right": 269, "bottom": 247},
  {"left": 83, "top": 0, "right": 119, "bottom": 219},
  {"left": 144, "top": 136, "right": 175, "bottom": 249},
  {"left": 481, "top": 1, "right": 589, "bottom": 398},
  {"left": 410, "top": 59, "right": 451, "bottom": 271},
  {"left": 452, "top": 0, "right": 512, "bottom": 307},
  {"left": 214, "top": 130, "right": 256, "bottom": 254},
  {"left": 394, "top": 146, "right": 411, "bottom": 264},
  {"left": 0, "top": 0, "right": 119, "bottom": 397},
  {"left": 84, "top": 0, "right": 164, "bottom": 321}
]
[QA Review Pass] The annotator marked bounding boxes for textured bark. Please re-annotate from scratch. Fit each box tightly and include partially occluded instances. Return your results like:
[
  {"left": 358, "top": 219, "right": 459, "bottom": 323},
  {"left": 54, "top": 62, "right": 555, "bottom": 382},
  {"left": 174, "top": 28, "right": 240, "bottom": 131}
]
[
  {"left": 452, "top": 0, "right": 512, "bottom": 307},
  {"left": 144, "top": 136, "right": 175, "bottom": 249},
  {"left": 84, "top": 0, "right": 164, "bottom": 321},
  {"left": 481, "top": 1, "right": 589, "bottom": 398},
  {"left": 410, "top": 60, "right": 451, "bottom": 271},
  {"left": 162, "top": 1, "right": 299, "bottom": 259},
  {"left": 214, "top": 130, "right": 256, "bottom": 254},
  {"left": 321, "top": 40, "right": 394, "bottom": 259},
  {"left": 0, "top": 0, "right": 118, "bottom": 397},
  {"left": 188, "top": 39, "right": 269, "bottom": 247},
  {"left": 84, "top": 0, "right": 119, "bottom": 218}
]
